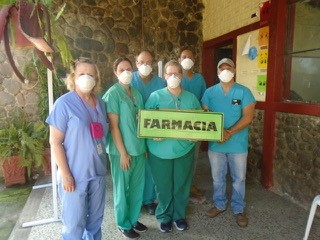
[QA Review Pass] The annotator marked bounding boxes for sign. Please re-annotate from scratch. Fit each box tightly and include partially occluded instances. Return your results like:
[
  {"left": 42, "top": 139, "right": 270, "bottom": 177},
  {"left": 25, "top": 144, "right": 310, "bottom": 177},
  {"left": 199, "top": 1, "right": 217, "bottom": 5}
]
[{"left": 138, "top": 109, "right": 223, "bottom": 141}]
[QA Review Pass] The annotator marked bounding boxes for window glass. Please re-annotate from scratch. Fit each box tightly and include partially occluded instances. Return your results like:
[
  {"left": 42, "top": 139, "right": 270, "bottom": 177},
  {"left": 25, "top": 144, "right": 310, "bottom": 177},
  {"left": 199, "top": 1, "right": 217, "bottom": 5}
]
[{"left": 285, "top": 1, "right": 320, "bottom": 103}]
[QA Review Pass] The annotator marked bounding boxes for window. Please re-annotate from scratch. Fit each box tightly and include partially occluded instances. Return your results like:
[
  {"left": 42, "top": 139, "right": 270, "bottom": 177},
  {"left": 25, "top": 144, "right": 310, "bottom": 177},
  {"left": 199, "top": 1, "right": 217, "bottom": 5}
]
[{"left": 284, "top": 0, "right": 320, "bottom": 104}]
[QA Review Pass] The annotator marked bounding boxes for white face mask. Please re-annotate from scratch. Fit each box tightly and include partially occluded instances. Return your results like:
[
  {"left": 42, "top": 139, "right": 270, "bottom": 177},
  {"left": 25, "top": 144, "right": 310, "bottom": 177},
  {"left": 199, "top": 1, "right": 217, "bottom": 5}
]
[
  {"left": 138, "top": 64, "right": 152, "bottom": 76},
  {"left": 75, "top": 74, "right": 96, "bottom": 93},
  {"left": 167, "top": 75, "right": 181, "bottom": 89},
  {"left": 218, "top": 69, "right": 234, "bottom": 83},
  {"left": 180, "top": 58, "right": 194, "bottom": 70},
  {"left": 118, "top": 70, "right": 133, "bottom": 85}
]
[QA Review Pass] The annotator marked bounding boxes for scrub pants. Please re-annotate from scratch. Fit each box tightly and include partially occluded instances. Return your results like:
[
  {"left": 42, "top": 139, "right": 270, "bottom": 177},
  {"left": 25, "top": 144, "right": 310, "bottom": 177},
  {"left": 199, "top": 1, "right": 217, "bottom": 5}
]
[
  {"left": 58, "top": 176, "right": 107, "bottom": 240},
  {"left": 109, "top": 153, "right": 145, "bottom": 230},
  {"left": 149, "top": 147, "right": 195, "bottom": 223},
  {"left": 143, "top": 155, "right": 156, "bottom": 205}
]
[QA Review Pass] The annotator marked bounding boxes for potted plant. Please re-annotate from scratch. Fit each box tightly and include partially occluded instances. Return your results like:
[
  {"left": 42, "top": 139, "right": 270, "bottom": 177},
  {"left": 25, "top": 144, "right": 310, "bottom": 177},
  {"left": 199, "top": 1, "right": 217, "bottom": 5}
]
[{"left": 0, "top": 111, "right": 46, "bottom": 187}]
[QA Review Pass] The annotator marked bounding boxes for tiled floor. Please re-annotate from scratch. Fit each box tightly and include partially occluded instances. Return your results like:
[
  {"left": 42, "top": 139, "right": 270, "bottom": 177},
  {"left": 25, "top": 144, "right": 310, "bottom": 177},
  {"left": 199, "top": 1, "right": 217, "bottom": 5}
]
[{"left": 9, "top": 151, "right": 320, "bottom": 240}]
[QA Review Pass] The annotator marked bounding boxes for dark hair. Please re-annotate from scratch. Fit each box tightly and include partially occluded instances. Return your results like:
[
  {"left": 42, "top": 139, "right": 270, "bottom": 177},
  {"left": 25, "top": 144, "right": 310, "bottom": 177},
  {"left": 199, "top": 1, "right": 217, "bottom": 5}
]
[
  {"left": 179, "top": 46, "right": 194, "bottom": 57},
  {"left": 135, "top": 50, "right": 155, "bottom": 60},
  {"left": 113, "top": 56, "right": 133, "bottom": 72}
]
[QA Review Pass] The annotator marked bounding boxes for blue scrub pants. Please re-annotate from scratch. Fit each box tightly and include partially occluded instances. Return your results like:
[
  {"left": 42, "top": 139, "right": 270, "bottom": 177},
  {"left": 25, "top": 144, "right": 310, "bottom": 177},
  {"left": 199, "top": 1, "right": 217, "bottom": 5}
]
[
  {"left": 58, "top": 176, "right": 107, "bottom": 240},
  {"left": 109, "top": 153, "right": 145, "bottom": 230}
]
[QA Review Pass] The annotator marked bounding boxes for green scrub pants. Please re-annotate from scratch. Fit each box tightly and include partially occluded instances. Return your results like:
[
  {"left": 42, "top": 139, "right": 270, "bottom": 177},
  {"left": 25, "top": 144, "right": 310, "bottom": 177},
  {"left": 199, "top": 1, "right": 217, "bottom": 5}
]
[
  {"left": 109, "top": 153, "right": 145, "bottom": 230},
  {"left": 149, "top": 147, "right": 195, "bottom": 223}
]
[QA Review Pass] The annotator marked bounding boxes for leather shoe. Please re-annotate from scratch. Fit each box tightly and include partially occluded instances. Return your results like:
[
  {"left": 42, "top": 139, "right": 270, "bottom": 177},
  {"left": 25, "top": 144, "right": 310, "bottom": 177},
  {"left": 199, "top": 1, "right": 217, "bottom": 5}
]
[
  {"left": 206, "top": 206, "right": 226, "bottom": 218},
  {"left": 236, "top": 213, "right": 248, "bottom": 227}
]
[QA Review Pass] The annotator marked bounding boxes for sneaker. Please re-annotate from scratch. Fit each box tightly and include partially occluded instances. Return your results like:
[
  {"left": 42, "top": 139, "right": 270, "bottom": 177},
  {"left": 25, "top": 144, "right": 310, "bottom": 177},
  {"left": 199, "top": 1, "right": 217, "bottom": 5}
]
[
  {"left": 133, "top": 221, "right": 147, "bottom": 233},
  {"left": 236, "top": 213, "right": 248, "bottom": 227},
  {"left": 143, "top": 203, "right": 157, "bottom": 215},
  {"left": 159, "top": 222, "right": 172, "bottom": 233},
  {"left": 206, "top": 206, "right": 226, "bottom": 218},
  {"left": 118, "top": 228, "right": 140, "bottom": 239},
  {"left": 173, "top": 219, "right": 189, "bottom": 231}
]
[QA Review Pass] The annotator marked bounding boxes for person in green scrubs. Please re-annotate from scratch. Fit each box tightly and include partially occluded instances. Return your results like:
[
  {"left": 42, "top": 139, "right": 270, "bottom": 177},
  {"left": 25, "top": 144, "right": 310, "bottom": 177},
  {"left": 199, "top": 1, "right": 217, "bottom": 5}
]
[
  {"left": 102, "top": 57, "right": 147, "bottom": 239},
  {"left": 145, "top": 60, "right": 201, "bottom": 233}
]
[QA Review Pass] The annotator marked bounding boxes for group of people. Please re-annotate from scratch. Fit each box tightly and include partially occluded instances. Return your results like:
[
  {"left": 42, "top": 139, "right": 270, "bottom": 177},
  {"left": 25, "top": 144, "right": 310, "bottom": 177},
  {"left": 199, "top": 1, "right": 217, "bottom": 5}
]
[{"left": 46, "top": 48, "right": 255, "bottom": 239}]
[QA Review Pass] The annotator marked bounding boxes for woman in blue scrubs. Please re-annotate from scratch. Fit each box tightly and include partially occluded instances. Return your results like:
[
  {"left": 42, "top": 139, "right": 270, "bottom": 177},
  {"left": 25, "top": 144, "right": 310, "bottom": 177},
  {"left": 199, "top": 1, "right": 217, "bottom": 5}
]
[
  {"left": 46, "top": 58, "right": 109, "bottom": 240},
  {"left": 102, "top": 57, "right": 147, "bottom": 239}
]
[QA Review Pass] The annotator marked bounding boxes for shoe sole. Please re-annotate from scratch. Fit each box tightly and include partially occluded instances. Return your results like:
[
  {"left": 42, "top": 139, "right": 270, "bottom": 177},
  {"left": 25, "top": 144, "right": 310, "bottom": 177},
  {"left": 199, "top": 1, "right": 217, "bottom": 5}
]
[
  {"left": 118, "top": 228, "right": 140, "bottom": 239},
  {"left": 206, "top": 209, "right": 226, "bottom": 218},
  {"left": 173, "top": 221, "right": 188, "bottom": 231},
  {"left": 133, "top": 227, "right": 147, "bottom": 233},
  {"left": 159, "top": 226, "right": 172, "bottom": 233}
]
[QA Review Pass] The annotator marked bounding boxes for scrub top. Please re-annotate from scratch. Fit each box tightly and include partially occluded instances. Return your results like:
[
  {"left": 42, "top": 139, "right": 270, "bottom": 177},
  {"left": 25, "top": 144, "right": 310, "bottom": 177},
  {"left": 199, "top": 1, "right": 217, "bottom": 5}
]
[
  {"left": 102, "top": 83, "right": 146, "bottom": 156},
  {"left": 181, "top": 73, "right": 206, "bottom": 101},
  {"left": 145, "top": 88, "right": 202, "bottom": 159},
  {"left": 46, "top": 91, "right": 109, "bottom": 183},
  {"left": 201, "top": 83, "right": 256, "bottom": 153},
  {"left": 131, "top": 71, "right": 166, "bottom": 103}
]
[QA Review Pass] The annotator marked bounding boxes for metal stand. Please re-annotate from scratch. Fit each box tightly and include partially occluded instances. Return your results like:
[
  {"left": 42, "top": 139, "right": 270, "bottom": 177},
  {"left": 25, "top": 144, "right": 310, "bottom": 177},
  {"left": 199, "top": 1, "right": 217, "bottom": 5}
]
[{"left": 22, "top": 63, "right": 61, "bottom": 228}]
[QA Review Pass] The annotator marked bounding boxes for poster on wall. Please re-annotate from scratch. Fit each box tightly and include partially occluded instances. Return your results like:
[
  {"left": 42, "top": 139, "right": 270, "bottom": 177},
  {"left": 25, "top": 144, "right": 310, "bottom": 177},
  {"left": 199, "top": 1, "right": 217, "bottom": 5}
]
[{"left": 236, "top": 26, "right": 269, "bottom": 102}]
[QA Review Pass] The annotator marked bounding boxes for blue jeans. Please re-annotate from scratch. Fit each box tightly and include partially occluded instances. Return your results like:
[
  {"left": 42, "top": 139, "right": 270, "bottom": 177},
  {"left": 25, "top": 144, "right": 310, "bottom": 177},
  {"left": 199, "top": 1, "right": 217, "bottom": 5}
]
[{"left": 208, "top": 151, "right": 247, "bottom": 214}]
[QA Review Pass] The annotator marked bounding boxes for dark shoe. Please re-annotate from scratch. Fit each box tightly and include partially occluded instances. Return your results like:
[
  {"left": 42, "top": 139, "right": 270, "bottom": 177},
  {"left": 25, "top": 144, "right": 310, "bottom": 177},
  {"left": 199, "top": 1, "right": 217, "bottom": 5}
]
[
  {"left": 236, "top": 213, "right": 248, "bottom": 227},
  {"left": 173, "top": 219, "right": 189, "bottom": 231},
  {"left": 190, "top": 185, "right": 204, "bottom": 198},
  {"left": 133, "top": 221, "right": 147, "bottom": 233},
  {"left": 118, "top": 228, "right": 140, "bottom": 239},
  {"left": 144, "top": 203, "right": 157, "bottom": 215},
  {"left": 206, "top": 206, "right": 226, "bottom": 218},
  {"left": 159, "top": 221, "right": 172, "bottom": 233}
]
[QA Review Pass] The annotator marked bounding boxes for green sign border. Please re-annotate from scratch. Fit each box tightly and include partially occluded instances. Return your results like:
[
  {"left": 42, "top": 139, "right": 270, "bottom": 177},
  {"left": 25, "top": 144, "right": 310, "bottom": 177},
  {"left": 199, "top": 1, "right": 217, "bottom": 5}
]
[{"left": 138, "top": 109, "right": 223, "bottom": 141}]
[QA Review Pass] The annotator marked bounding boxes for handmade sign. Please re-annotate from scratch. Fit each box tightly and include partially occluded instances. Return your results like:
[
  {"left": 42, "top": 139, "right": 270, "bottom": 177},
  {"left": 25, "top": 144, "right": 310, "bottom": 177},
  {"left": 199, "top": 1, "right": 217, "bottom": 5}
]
[{"left": 138, "top": 109, "right": 223, "bottom": 141}]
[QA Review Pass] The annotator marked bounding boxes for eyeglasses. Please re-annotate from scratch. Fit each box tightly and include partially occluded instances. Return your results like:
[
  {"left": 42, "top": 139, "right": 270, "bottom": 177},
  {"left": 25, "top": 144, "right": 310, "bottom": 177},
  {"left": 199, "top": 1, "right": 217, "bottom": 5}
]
[{"left": 136, "top": 60, "right": 152, "bottom": 65}]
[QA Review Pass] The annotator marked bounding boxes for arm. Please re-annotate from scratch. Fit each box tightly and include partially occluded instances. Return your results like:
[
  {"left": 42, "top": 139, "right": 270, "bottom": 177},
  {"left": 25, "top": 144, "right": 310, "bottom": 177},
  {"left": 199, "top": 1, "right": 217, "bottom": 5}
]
[
  {"left": 222, "top": 103, "right": 255, "bottom": 142},
  {"left": 107, "top": 112, "right": 131, "bottom": 170},
  {"left": 49, "top": 126, "right": 75, "bottom": 192}
]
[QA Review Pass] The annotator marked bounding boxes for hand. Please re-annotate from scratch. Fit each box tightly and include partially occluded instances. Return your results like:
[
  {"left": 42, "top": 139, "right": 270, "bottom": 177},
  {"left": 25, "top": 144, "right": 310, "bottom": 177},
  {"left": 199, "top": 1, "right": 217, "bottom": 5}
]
[
  {"left": 153, "top": 138, "right": 163, "bottom": 141},
  {"left": 218, "top": 129, "right": 232, "bottom": 144},
  {"left": 62, "top": 174, "right": 75, "bottom": 192},
  {"left": 120, "top": 152, "right": 131, "bottom": 170}
]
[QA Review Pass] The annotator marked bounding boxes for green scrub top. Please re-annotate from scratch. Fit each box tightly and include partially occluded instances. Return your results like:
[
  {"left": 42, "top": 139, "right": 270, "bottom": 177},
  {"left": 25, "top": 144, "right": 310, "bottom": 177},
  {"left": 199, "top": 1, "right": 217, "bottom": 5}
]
[
  {"left": 145, "top": 88, "right": 201, "bottom": 159},
  {"left": 102, "top": 83, "right": 146, "bottom": 156}
]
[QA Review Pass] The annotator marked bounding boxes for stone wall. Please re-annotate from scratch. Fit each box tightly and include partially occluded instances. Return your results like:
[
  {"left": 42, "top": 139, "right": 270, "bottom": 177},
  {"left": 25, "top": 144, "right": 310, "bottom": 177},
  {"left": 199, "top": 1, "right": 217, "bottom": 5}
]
[
  {"left": 0, "top": 0, "right": 204, "bottom": 124},
  {"left": 273, "top": 113, "right": 320, "bottom": 208}
]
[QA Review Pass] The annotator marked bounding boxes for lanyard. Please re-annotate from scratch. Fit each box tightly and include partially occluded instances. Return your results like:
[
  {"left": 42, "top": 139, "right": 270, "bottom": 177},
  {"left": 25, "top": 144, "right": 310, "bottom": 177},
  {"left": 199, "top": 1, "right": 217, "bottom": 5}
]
[{"left": 77, "top": 93, "right": 99, "bottom": 122}]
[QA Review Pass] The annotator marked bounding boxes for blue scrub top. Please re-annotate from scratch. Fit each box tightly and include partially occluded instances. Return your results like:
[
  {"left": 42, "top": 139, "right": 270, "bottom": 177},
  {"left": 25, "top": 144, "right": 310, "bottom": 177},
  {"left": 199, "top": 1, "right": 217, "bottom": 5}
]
[
  {"left": 46, "top": 91, "right": 109, "bottom": 183},
  {"left": 131, "top": 71, "right": 166, "bottom": 103},
  {"left": 102, "top": 83, "right": 146, "bottom": 156},
  {"left": 201, "top": 83, "right": 256, "bottom": 153},
  {"left": 145, "top": 88, "right": 202, "bottom": 159},
  {"left": 181, "top": 73, "right": 206, "bottom": 101}
]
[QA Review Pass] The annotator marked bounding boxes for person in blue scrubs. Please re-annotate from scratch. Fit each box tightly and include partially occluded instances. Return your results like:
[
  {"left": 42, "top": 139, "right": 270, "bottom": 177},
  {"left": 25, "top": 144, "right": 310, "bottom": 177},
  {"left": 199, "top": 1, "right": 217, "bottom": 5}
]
[
  {"left": 102, "top": 57, "right": 147, "bottom": 239},
  {"left": 46, "top": 58, "right": 109, "bottom": 240},
  {"left": 201, "top": 58, "right": 255, "bottom": 228},
  {"left": 179, "top": 48, "right": 207, "bottom": 200},
  {"left": 132, "top": 50, "right": 166, "bottom": 215},
  {"left": 145, "top": 60, "right": 202, "bottom": 233}
]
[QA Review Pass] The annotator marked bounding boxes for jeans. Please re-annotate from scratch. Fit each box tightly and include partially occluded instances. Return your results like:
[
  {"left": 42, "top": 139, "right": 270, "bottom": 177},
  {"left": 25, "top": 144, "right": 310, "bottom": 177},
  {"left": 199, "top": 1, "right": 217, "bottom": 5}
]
[{"left": 208, "top": 151, "right": 247, "bottom": 214}]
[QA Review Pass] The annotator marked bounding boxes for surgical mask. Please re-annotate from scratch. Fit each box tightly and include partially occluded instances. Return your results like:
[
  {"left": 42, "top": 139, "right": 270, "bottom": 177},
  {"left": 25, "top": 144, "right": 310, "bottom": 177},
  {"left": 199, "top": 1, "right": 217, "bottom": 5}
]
[
  {"left": 75, "top": 74, "right": 96, "bottom": 93},
  {"left": 118, "top": 70, "right": 133, "bottom": 85},
  {"left": 138, "top": 64, "right": 152, "bottom": 76},
  {"left": 167, "top": 75, "right": 181, "bottom": 89},
  {"left": 180, "top": 58, "right": 194, "bottom": 70},
  {"left": 218, "top": 69, "right": 234, "bottom": 83}
]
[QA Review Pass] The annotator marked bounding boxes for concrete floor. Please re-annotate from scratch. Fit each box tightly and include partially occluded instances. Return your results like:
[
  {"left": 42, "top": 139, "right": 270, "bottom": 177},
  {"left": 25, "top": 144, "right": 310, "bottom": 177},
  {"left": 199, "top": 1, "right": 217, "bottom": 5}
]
[{"left": 8, "top": 151, "right": 320, "bottom": 240}]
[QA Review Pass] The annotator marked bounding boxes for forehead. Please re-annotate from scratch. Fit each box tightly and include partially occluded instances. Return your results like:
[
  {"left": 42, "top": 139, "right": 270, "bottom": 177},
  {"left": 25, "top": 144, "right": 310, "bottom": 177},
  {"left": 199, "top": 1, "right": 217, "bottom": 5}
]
[
  {"left": 137, "top": 52, "right": 152, "bottom": 60},
  {"left": 165, "top": 65, "right": 181, "bottom": 73},
  {"left": 218, "top": 63, "right": 233, "bottom": 69},
  {"left": 75, "top": 62, "right": 96, "bottom": 74},
  {"left": 117, "top": 60, "right": 132, "bottom": 70},
  {"left": 181, "top": 50, "right": 193, "bottom": 58}
]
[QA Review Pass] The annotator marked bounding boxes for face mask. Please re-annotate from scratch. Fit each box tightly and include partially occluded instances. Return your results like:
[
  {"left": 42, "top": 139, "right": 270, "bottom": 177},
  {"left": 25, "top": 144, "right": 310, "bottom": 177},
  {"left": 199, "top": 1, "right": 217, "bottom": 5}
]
[
  {"left": 75, "top": 74, "right": 96, "bottom": 93},
  {"left": 218, "top": 69, "right": 234, "bottom": 83},
  {"left": 118, "top": 70, "right": 133, "bottom": 85},
  {"left": 138, "top": 64, "right": 152, "bottom": 76},
  {"left": 167, "top": 75, "right": 181, "bottom": 89},
  {"left": 180, "top": 58, "right": 194, "bottom": 70}
]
